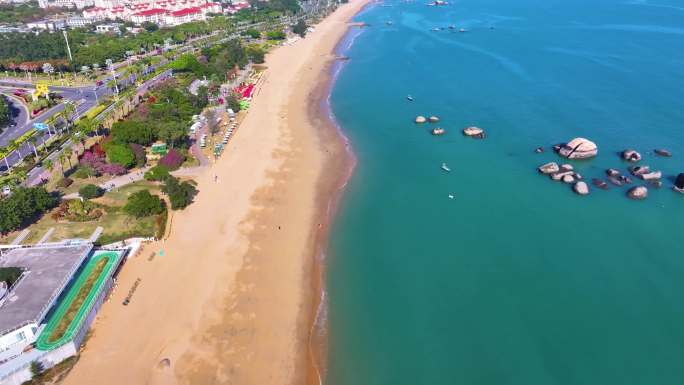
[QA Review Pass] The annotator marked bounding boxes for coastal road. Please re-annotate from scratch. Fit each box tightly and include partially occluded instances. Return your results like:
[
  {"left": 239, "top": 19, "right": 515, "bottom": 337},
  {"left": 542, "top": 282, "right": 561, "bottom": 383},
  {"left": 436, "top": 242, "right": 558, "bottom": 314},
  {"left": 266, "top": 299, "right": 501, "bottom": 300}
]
[{"left": 20, "top": 69, "right": 173, "bottom": 185}]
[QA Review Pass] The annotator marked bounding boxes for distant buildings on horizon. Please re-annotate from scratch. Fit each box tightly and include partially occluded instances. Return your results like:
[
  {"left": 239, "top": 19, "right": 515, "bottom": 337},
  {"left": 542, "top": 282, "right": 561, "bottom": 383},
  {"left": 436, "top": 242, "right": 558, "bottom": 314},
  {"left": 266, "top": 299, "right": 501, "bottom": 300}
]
[{"left": 0, "top": 0, "right": 252, "bottom": 33}]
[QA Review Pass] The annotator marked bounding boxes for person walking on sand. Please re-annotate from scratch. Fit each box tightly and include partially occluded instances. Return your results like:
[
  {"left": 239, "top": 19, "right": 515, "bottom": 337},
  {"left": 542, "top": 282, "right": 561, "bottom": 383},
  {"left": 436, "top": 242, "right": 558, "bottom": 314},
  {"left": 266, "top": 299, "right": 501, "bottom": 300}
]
[{"left": 214, "top": 174, "right": 218, "bottom": 183}]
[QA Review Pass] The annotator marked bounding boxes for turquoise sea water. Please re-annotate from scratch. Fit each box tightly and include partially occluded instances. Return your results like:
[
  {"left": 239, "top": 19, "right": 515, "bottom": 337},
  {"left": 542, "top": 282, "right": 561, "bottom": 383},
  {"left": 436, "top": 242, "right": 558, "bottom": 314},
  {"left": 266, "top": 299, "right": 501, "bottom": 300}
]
[{"left": 326, "top": 0, "right": 684, "bottom": 384}]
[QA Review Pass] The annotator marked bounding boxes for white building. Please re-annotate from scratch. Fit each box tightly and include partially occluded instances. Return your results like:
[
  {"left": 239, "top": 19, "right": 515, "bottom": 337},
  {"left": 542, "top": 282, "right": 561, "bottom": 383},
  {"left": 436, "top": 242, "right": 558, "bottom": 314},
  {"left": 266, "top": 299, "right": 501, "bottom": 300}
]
[
  {"left": 26, "top": 19, "right": 67, "bottom": 31},
  {"left": 95, "top": 22, "right": 122, "bottom": 33},
  {"left": 66, "top": 16, "right": 92, "bottom": 27},
  {"left": 38, "top": 0, "right": 94, "bottom": 9},
  {"left": 0, "top": 245, "right": 92, "bottom": 362},
  {"left": 82, "top": 0, "right": 224, "bottom": 25}
]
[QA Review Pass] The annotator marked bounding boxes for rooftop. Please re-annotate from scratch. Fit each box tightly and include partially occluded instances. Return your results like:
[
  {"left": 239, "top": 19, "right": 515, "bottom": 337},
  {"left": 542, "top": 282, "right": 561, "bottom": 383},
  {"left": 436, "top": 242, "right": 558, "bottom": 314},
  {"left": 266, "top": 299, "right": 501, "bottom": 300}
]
[
  {"left": 133, "top": 7, "right": 168, "bottom": 15},
  {"left": 170, "top": 6, "right": 201, "bottom": 16},
  {"left": 0, "top": 244, "right": 93, "bottom": 335}
]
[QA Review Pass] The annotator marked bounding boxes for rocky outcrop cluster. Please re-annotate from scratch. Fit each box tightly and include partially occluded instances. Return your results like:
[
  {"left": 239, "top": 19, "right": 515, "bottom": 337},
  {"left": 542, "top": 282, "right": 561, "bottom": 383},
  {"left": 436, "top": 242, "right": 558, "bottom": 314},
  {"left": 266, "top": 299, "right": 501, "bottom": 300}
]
[
  {"left": 538, "top": 162, "right": 588, "bottom": 195},
  {"left": 536, "top": 140, "right": 679, "bottom": 200}
]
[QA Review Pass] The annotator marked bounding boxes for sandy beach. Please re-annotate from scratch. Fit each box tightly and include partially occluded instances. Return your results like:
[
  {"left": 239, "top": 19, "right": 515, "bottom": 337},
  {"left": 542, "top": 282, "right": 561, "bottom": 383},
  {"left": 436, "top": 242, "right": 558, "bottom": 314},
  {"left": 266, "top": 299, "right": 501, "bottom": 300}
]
[{"left": 62, "top": 1, "right": 368, "bottom": 385}]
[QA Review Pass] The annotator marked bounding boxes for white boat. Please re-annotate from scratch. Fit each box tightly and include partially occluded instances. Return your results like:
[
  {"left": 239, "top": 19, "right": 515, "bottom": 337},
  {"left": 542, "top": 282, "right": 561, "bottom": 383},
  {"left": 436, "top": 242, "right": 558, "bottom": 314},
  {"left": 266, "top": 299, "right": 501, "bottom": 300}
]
[
  {"left": 441, "top": 163, "right": 451, "bottom": 172},
  {"left": 448, "top": 194, "right": 454, "bottom": 199},
  {"left": 407, "top": 95, "right": 414, "bottom": 101}
]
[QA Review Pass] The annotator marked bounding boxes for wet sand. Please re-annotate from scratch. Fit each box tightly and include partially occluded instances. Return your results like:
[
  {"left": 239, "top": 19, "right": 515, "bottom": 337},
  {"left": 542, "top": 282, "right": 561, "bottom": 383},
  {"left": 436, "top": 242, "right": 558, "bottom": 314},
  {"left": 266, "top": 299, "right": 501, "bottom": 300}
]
[{"left": 62, "top": 1, "right": 369, "bottom": 384}]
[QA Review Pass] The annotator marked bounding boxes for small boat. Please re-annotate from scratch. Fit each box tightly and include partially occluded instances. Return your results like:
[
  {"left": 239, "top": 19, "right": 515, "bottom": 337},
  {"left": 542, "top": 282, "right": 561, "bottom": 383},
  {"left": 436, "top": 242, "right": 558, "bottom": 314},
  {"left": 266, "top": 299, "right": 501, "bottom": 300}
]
[
  {"left": 386, "top": 21, "right": 393, "bottom": 25},
  {"left": 431, "top": 27, "right": 442, "bottom": 31},
  {"left": 448, "top": 25, "right": 455, "bottom": 29},
  {"left": 459, "top": 28, "right": 467, "bottom": 33},
  {"left": 431, "top": 127, "right": 445, "bottom": 135},
  {"left": 448, "top": 194, "right": 454, "bottom": 199},
  {"left": 407, "top": 95, "right": 414, "bottom": 101},
  {"left": 441, "top": 163, "right": 451, "bottom": 172}
]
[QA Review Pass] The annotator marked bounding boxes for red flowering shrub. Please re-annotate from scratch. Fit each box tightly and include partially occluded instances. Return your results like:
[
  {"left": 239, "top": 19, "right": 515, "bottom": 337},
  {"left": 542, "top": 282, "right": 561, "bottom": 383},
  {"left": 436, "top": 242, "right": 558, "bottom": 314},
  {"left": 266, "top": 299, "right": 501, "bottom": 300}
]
[{"left": 158, "top": 148, "right": 184, "bottom": 171}]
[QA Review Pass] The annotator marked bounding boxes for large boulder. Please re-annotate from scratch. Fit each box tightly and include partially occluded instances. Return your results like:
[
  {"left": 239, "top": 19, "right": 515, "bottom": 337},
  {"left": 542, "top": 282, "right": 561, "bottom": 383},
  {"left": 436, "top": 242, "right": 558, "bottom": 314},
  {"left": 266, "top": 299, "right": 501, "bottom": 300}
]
[
  {"left": 415, "top": 116, "right": 427, "bottom": 123},
  {"left": 627, "top": 186, "right": 648, "bottom": 200},
  {"left": 538, "top": 162, "right": 559, "bottom": 174},
  {"left": 558, "top": 137, "right": 598, "bottom": 159},
  {"left": 573, "top": 181, "right": 589, "bottom": 195},
  {"left": 463, "top": 126, "right": 486, "bottom": 138},
  {"left": 622, "top": 149, "right": 642, "bottom": 162},
  {"left": 674, "top": 173, "right": 684, "bottom": 192}
]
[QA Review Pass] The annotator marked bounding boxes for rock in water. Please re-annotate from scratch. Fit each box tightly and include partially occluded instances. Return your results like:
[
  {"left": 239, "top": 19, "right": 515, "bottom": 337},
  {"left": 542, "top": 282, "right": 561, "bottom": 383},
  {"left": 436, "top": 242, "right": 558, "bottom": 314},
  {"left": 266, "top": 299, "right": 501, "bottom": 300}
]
[
  {"left": 535, "top": 147, "right": 544, "bottom": 153},
  {"left": 592, "top": 178, "right": 609, "bottom": 190},
  {"left": 428, "top": 116, "right": 440, "bottom": 123},
  {"left": 608, "top": 176, "right": 623, "bottom": 186},
  {"left": 622, "top": 149, "right": 642, "bottom": 162},
  {"left": 573, "top": 181, "right": 589, "bottom": 195},
  {"left": 674, "top": 173, "right": 684, "bottom": 193},
  {"left": 627, "top": 186, "right": 648, "bottom": 200},
  {"left": 415, "top": 116, "right": 427, "bottom": 123},
  {"left": 560, "top": 164, "right": 574, "bottom": 171},
  {"left": 463, "top": 126, "right": 485, "bottom": 138},
  {"left": 558, "top": 137, "right": 598, "bottom": 159},
  {"left": 640, "top": 170, "right": 662, "bottom": 181},
  {"left": 630, "top": 165, "right": 650, "bottom": 176},
  {"left": 562, "top": 174, "right": 575, "bottom": 184},
  {"left": 649, "top": 180, "right": 663, "bottom": 188},
  {"left": 551, "top": 171, "right": 574, "bottom": 181},
  {"left": 538, "top": 162, "right": 559, "bottom": 174},
  {"left": 606, "top": 168, "right": 620, "bottom": 177},
  {"left": 654, "top": 149, "right": 672, "bottom": 157}
]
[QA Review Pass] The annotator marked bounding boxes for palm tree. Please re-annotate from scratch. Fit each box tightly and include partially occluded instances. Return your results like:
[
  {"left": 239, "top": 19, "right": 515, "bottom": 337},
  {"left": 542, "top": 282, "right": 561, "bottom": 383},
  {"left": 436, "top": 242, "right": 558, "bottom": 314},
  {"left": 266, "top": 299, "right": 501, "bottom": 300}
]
[
  {"left": 66, "top": 145, "right": 76, "bottom": 168},
  {"left": 44, "top": 159, "right": 53, "bottom": 175},
  {"left": 58, "top": 152, "right": 66, "bottom": 176},
  {"left": 29, "top": 136, "right": 39, "bottom": 159},
  {"left": 8, "top": 139, "right": 21, "bottom": 158},
  {"left": 0, "top": 147, "right": 10, "bottom": 170}
]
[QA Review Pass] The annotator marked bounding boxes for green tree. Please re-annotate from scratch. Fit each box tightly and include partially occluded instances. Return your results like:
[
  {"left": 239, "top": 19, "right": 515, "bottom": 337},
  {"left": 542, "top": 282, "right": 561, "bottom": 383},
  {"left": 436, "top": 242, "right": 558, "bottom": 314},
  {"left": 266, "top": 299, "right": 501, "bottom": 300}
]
[
  {"left": 292, "top": 19, "right": 308, "bottom": 38},
  {"left": 266, "top": 29, "right": 286, "bottom": 40},
  {"left": 0, "top": 186, "right": 58, "bottom": 234},
  {"left": 30, "top": 360, "right": 44, "bottom": 377},
  {"left": 78, "top": 184, "right": 102, "bottom": 199},
  {"left": 123, "top": 190, "right": 164, "bottom": 218},
  {"left": 0, "top": 96, "right": 9, "bottom": 126},
  {"left": 105, "top": 143, "right": 135, "bottom": 168},
  {"left": 111, "top": 120, "right": 155, "bottom": 145},
  {"left": 242, "top": 28, "right": 261, "bottom": 39},
  {"left": 144, "top": 164, "right": 170, "bottom": 181},
  {"left": 161, "top": 176, "right": 197, "bottom": 210},
  {"left": 246, "top": 45, "right": 265, "bottom": 64},
  {"left": 142, "top": 22, "right": 159, "bottom": 32}
]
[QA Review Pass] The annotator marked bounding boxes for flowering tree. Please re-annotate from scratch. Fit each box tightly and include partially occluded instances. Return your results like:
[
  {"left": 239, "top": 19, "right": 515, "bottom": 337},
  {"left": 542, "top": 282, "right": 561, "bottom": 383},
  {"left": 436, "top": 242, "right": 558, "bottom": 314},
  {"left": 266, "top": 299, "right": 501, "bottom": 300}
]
[{"left": 42, "top": 63, "right": 54, "bottom": 78}]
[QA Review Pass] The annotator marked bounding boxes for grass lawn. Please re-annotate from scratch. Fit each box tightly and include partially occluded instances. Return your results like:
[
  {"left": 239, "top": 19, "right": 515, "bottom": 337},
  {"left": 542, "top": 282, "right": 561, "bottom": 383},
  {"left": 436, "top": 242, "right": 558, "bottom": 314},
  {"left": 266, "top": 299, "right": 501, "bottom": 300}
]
[
  {"left": 46, "top": 257, "right": 108, "bottom": 344},
  {"left": 0, "top": 180, "right": 162, "bottom": 245}
]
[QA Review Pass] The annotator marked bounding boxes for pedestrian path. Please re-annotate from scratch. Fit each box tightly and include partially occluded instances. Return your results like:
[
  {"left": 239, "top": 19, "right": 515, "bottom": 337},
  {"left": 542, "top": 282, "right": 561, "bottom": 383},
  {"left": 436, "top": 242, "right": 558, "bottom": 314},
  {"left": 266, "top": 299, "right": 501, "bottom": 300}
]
[{"left": 10, "top": 229, "right": 30, "bottom": 245}]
